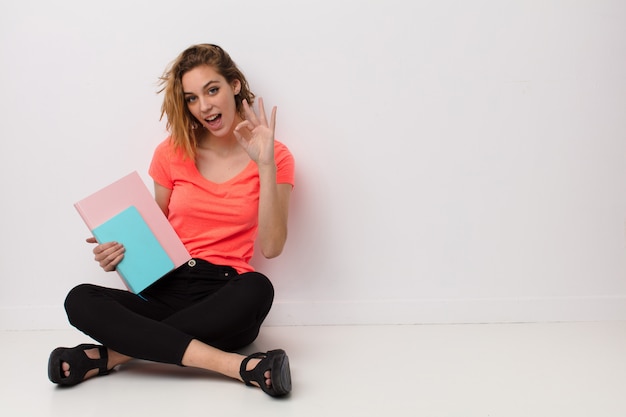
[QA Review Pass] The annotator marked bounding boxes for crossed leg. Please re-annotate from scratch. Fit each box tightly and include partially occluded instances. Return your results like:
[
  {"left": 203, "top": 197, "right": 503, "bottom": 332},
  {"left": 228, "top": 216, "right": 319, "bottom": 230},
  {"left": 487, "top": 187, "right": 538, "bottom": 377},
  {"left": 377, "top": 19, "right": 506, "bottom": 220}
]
[{"left": 60, "top": 341, "right": 271, "bottom": 388}]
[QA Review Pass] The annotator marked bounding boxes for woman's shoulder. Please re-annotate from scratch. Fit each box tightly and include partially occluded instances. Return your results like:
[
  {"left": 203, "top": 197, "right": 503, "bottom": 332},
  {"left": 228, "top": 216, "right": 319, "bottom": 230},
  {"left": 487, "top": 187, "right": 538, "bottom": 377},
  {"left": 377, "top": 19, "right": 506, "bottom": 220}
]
[
  {"left": 154, "top": 136, "right": 174, "bottom": 152},
  {"left": 153, "top": 137, "right": 184, "bottom": 160},
  {"left": 273, "top": 140, "right": 295, "bottom": 185},
  {"left": 274, "top": 139, "right": 293, "bottom": 158}
]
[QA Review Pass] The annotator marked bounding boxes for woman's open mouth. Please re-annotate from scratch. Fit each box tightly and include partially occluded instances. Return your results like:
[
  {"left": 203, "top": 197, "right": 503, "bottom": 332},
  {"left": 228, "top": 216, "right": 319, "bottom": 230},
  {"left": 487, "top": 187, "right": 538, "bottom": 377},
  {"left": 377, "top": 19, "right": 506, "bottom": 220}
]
[{"left": 205, "top": 114, "right": 222, "bottom": 129}]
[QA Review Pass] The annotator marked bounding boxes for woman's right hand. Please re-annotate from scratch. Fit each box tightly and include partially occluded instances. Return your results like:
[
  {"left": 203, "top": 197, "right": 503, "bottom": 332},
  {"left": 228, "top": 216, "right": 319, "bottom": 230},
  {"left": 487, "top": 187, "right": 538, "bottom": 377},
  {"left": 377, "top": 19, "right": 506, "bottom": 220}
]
[{"left": 86, "top": 237, "right": 125, "bottom": 271}]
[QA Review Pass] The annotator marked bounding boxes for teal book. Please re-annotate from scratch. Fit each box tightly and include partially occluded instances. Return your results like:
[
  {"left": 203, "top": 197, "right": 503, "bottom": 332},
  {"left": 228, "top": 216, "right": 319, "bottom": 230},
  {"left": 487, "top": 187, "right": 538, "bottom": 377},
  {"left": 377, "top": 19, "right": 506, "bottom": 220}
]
[{"left": 92, "top": 205, "right": 175, "bottom": 294}]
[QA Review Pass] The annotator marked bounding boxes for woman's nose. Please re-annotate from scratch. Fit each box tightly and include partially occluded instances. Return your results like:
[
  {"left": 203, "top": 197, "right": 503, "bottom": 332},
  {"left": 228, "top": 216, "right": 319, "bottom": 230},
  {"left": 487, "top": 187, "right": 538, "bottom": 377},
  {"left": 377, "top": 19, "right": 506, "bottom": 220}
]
[{"left": 199, "top": 96, "right": 212, "bottom": 112}]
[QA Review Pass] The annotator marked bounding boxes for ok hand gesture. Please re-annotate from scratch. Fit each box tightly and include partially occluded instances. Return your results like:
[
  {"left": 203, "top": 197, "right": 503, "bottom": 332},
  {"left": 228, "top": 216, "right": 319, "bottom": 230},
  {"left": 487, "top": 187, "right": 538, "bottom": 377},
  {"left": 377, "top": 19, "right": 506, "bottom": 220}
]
[{"left": 234, "top": 98, "right": 276, "bottom": 167}]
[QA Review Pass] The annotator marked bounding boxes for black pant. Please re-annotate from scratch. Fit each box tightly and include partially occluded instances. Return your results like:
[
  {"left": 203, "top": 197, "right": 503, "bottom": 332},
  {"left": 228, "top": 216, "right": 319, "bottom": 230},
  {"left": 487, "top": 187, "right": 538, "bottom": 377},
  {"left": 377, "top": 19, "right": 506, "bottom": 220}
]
[{"left": 64, "top": 259, "right": 274, "bottom": 365}]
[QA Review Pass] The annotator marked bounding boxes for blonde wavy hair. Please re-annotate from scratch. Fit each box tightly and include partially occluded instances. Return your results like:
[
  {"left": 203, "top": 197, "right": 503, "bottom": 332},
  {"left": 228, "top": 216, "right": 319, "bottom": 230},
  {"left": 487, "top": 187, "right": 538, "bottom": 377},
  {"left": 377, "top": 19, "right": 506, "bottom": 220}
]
[{"left": 158, "top": 44, "right": 255, "bottom": 158}]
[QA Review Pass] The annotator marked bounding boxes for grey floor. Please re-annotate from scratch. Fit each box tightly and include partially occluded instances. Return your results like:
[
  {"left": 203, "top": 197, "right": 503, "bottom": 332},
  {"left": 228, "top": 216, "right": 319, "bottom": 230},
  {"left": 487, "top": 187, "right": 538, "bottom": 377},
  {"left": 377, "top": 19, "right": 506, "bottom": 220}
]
[{"left": 2, "top": 322, "right": 626, "bottom": 417}]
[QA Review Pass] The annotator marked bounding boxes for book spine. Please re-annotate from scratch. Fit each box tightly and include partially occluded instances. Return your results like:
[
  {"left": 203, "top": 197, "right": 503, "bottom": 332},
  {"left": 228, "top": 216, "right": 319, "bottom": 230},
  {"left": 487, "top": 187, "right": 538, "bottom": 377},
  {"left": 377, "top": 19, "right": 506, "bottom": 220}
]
[
  {"left": 74, "top": 203, "right": 96, "bottom": 235},
  {"left": 115, "top": 269, "right": 135, "bottom": 293}
]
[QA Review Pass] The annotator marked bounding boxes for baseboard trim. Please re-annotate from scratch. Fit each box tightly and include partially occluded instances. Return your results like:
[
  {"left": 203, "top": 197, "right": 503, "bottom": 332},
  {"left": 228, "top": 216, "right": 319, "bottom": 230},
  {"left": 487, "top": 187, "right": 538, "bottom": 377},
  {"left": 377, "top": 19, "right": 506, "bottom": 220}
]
[
  {"left": 264, "top": 296, "right": 626, "bottom": 326},
  {"left": 2, "top": 296, "right": 625, "bottom": 330}
]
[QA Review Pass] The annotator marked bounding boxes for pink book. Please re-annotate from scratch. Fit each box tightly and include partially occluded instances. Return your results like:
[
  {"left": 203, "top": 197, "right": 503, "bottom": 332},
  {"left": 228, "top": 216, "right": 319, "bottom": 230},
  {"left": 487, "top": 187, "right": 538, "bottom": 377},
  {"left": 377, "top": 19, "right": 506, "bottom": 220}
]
[{"left": 75, "top": 171, "right": 191, "bottom": 290}]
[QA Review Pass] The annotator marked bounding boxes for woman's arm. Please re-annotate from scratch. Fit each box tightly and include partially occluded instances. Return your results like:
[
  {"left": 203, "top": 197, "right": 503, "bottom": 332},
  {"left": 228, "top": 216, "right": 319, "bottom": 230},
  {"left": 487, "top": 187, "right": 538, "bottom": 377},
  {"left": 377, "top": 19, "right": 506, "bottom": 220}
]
[
  {"left": 154, "top": 181, "right": 172, "bottom": 217},
  {"left": 257, "top": 164, "right": 292, "bottom": 258},
  {"left": 234, "top": 98, "right": 292, "bottom": 259}
]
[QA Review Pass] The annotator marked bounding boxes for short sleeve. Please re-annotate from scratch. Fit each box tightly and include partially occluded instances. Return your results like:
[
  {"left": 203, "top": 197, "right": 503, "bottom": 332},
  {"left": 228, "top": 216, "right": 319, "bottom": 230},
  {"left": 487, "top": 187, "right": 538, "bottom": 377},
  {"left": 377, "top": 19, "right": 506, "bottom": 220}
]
[
  {"left": 148, "top": 138, "right": 175, "bottom": 189},
  {"left": 274, "top": 140, "right": 295, "bottom": 187}
]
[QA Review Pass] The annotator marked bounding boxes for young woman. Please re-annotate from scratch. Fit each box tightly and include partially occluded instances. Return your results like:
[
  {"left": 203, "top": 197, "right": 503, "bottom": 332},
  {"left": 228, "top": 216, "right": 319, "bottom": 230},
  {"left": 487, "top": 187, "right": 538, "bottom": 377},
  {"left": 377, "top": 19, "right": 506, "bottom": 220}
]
[{"left": 47, "top": 44, "right": 294, "bottom": 397}]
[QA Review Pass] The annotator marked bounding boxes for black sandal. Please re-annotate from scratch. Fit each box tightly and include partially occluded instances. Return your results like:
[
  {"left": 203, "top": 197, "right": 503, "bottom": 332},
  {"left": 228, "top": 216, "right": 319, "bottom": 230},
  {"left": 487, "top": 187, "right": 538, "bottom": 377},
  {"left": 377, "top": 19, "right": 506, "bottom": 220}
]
[
  {"left": 239, "top": 349, "right": 292, "bottom": 397},
  {"left": 48, "top": 344, "right": 110, "bottom": 386}
]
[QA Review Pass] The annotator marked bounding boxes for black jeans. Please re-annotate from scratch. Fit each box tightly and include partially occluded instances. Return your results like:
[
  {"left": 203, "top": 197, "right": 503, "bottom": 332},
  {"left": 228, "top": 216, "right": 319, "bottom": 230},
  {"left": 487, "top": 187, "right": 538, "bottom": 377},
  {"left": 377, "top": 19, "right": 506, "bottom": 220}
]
[{"left": 64, "top": 259, "right": 274, "bottom": 365}]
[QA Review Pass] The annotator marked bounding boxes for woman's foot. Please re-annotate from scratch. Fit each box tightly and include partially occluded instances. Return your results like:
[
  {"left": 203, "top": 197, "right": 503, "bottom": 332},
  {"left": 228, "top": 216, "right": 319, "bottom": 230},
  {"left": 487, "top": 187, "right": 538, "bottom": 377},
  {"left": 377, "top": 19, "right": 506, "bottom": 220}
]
[
  {"left": 240, "top": 350, "right": 292, "bottom": 397},
  {"left": 181, "top": 340, "right": 291, "bottom": 396},
  {"left": 48, "top": 344, "right": 109, "bottom": 386},
  {"left": 62, "top": 346, "right": 106, "bottom": 380},
  {"left": 48, "top": 344, "right": 130, "bottom": 386}
]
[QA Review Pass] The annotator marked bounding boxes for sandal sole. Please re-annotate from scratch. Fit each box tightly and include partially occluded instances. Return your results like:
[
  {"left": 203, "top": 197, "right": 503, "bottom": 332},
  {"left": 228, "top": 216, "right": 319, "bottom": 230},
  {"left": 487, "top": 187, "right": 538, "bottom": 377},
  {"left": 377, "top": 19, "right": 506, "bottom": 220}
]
[{"left": 268, "top": 349, "right": 292, "bottom": 396}]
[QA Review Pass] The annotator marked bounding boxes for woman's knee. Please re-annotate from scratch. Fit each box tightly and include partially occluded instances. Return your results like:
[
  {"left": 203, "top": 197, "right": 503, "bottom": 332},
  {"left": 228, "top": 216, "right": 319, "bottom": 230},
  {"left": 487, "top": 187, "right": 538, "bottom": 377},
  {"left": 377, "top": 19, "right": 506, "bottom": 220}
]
[
  {"left": 63, "top": 284, "right": 99, "bottom": 326},
  {"left": 241, "top": 272, "right": 275, "bottom": 302}
]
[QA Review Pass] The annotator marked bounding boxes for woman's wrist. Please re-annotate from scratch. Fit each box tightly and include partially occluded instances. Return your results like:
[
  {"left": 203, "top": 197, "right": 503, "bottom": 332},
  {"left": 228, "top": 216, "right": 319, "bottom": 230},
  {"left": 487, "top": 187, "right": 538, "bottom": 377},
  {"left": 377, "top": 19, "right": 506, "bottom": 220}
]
[{"left": 257, "top": 162, "right": 277, "bottom": 175}]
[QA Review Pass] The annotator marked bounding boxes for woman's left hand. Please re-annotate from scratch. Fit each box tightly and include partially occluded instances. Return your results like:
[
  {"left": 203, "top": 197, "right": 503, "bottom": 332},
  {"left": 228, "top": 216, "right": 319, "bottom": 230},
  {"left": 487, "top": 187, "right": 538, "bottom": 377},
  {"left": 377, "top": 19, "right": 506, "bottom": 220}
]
[{"left": 234, "top": 98, "right": 276, "bottom": 166}]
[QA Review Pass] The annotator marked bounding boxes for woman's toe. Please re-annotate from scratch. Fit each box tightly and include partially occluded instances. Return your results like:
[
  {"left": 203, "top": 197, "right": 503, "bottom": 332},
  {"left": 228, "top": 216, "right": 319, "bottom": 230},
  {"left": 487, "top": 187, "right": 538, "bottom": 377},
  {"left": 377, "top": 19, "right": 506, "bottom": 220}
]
[{"left": 62, "top": 362, "right": 70, "bottom": 377}]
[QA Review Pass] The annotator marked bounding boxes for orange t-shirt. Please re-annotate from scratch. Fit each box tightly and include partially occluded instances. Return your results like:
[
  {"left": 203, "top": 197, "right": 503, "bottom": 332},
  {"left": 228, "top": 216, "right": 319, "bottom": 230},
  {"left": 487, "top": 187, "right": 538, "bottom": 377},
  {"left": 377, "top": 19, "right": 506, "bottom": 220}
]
[{"left": 148, "top": 138, "right": 295, "bottom": 273}]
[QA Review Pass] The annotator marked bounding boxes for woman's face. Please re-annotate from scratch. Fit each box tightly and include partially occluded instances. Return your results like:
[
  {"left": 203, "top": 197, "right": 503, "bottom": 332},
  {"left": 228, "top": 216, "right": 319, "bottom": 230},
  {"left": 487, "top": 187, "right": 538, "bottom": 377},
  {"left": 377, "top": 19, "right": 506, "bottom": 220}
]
[{"left": 182, "top": 65, "right": 241, "bottom": 138}]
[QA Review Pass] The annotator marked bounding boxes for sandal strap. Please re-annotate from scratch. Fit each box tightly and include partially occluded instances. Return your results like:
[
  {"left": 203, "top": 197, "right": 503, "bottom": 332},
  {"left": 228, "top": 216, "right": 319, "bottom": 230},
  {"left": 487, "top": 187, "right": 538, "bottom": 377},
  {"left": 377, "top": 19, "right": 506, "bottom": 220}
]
[
  {"left": 94, "top": 345, "right": 110, "bottom": 376},
  {"left": 239, "top": 352, "right": 266, "bottom": 387},
  {"left": 73, "top": 344, "right": 110, "bottom": 376}
]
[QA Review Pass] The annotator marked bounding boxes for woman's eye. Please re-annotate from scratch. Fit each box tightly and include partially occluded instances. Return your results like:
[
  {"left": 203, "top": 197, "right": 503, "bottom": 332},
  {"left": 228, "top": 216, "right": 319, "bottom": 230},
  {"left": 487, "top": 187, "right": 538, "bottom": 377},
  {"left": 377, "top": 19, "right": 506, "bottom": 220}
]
[
  {"left": 208, "top": 87, "right": 219, "bottom": 95},
  {"left": 185, "top": 96, "right": 197, "bottom": 104}
]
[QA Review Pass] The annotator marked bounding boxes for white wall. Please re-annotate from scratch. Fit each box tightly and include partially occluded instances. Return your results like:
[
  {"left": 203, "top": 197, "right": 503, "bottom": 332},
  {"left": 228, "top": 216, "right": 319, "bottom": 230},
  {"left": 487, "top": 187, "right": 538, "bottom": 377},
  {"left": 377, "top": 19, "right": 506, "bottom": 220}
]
[{"left": 1, "top": 0, "right": 625, "bottom": 329}]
